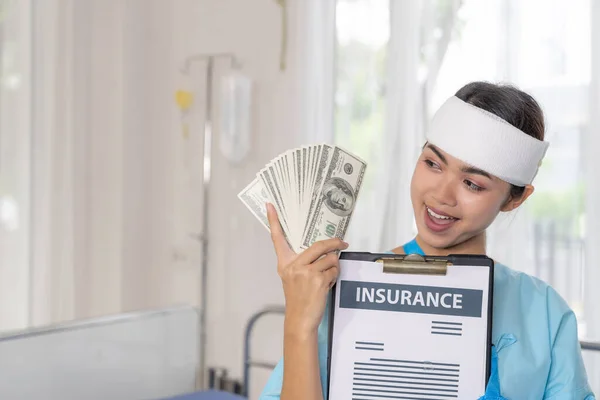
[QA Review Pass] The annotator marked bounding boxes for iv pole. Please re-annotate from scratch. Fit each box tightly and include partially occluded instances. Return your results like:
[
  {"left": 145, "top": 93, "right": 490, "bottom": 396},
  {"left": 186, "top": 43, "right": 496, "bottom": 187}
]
[{"left": 179, "top": 52, "right": 240, "bottom": 389}]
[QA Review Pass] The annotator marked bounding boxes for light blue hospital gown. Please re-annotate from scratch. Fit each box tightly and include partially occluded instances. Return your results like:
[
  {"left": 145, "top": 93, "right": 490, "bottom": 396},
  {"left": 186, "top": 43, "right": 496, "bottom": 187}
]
[{"left": 260, "top": 239, "right": 596, "bottom": 400}]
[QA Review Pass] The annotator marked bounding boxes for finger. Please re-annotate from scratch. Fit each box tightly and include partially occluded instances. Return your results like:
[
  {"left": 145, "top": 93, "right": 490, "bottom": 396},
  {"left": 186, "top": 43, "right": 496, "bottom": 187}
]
[
  {"left": 323, "top": 265, "right": 340, "bottom": 288},
  {"left": 311, "top": 252, "right": 340, "bottom": 272},
  {"left": 298, "top": 238, "right": 348, "bottom": 265},
  {"left": 266, "top": 203, "right": 293, "bottom": 259}
]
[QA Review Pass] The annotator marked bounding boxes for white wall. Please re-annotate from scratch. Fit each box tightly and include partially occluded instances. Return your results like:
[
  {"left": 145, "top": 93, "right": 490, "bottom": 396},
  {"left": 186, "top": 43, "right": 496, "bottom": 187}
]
[
  {"left": 171, "top": 1, "right": 316, "bottom": 396},
  {"left": 171, "top": 0, "right": 304, "bottom": 395},
  {"left": 81, "top": 0, "right": 304, "bottom": 392}
]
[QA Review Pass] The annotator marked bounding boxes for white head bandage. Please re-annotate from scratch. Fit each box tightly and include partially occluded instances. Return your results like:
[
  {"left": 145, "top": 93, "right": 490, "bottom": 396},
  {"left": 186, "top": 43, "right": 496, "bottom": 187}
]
[{"left": 426, "top": 96, "right": 549, "bottom": 186}]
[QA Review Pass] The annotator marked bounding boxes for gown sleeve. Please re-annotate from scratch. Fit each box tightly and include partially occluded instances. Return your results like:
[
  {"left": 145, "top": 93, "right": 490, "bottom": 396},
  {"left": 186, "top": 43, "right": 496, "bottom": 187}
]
[{"left": 543, "top": 287, "right": 596, "bottom": 400}]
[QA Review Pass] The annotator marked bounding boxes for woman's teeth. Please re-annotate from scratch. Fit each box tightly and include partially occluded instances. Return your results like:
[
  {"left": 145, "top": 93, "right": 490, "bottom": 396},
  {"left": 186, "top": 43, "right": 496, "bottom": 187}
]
[{"left": 427, "top": 207, "right": 455, "bottom": 220}]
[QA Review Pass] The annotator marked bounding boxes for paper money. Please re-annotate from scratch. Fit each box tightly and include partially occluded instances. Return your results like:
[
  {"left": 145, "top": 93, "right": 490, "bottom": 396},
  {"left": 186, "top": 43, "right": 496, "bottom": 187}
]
[
  {"left": 238, "top": 144, "right": 366, "bottom": 252},
  {"left": 301, "top": 146, "right": 366, "bottom": 250},
  {"left": 237, "top": 177, "right": 270, "bottom": 232}
]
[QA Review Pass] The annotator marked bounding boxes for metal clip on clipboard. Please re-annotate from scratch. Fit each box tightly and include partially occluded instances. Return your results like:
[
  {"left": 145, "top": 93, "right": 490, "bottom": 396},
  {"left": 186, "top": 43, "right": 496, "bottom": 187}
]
[{"left": 375, "top": 254, "right": 451, "bottom": 275}]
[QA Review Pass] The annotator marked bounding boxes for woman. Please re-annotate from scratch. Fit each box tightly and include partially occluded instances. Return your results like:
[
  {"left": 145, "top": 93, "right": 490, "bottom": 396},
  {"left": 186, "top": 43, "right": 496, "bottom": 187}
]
[{"left": 260, "top": 82, "right": 596, "bottom": 399}]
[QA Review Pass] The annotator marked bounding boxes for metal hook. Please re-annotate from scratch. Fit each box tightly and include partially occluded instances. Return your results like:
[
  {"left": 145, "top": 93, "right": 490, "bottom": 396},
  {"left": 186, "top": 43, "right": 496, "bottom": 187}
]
[{"left": 179, "top": 52, "right": 241, "bottom": 75}]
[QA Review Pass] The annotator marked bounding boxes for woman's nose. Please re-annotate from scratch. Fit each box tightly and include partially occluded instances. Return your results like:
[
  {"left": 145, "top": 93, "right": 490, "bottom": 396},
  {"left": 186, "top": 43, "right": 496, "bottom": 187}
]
[{"left": 432, "top": 179, "right": 458, "bottom": 207}]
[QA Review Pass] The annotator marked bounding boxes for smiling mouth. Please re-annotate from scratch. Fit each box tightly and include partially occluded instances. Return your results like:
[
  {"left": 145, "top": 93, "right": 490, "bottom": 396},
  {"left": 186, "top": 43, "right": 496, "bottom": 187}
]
[
  {"left": 427, "top": 206, "right": 456, "bottom": 220},
  {"left": 424, "top": 206, "right": 458, "bottom": 232}
]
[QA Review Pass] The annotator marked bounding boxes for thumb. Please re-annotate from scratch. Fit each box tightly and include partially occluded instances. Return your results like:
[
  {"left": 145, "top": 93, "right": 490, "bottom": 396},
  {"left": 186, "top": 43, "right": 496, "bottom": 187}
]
[{"left": 266, "top": 203, "right": 295, "bottom": 260}]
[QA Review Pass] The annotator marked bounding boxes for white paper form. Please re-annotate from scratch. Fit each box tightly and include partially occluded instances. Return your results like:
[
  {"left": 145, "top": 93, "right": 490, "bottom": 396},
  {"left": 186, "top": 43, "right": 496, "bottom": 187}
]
[{"left": 328, "top": 259, "right": 491, "bottom": 400}]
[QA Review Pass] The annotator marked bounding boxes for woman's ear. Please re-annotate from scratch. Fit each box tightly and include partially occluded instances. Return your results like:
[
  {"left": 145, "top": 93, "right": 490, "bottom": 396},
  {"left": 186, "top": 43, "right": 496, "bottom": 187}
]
[{"left": 501, "top": 185, "right": 535, "bottom": 212}]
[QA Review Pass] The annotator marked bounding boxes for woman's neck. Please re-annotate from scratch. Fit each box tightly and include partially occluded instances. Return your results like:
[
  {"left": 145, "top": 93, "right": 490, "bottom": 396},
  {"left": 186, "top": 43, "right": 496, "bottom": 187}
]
[{"left": 407, "top": 232, "right": 487, "bottom": 256}]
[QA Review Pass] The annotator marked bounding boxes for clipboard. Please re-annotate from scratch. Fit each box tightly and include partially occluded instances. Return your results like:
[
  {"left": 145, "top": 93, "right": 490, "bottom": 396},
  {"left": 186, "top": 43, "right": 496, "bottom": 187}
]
[{"left": 326, "top": 252, "right": 494, "bottom": 400}]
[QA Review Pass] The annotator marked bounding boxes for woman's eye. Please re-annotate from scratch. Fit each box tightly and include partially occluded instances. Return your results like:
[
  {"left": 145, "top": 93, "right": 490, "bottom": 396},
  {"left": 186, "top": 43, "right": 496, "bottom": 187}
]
[
  {"left": 424, "top": 159, "right": 440, "bottom": 169},
  {"left": 464, "top": 180, "right": 484, "bottom": 192}
]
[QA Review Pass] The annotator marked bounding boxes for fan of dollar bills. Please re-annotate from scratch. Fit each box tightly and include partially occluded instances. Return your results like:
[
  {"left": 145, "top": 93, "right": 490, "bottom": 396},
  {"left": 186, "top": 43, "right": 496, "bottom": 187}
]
[{"left": 238, "top": 144, "right": 367, "bottom": 253}]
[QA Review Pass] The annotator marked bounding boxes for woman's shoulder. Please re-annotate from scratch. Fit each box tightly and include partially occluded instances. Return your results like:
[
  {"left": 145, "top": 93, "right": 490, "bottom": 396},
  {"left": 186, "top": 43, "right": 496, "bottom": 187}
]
[
  {"left": 492, "top": 262, "right": 575, "bottom": 343},
  {"left": 493, "top": 262, "right": 570, "bottom": 311}
]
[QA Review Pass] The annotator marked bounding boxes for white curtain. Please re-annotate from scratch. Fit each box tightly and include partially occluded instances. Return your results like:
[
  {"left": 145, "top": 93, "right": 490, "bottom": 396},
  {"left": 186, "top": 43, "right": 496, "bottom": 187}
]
[
  {"left": 369, "top": 0, "right": 423, "bottom": 251},
  {"left": 27, "top": 0, "right": 131, "bottom": 327},
  {"left": 28, "top": 0, "right": 78, "bottom": 326},
  {"left": 295, "top": 0, "right": 336, "bottom": 145},
  {"left": 339, "top": 0, "right": 423, "bottom": 251},
  {"left": 341, "top": 0, "right": 462, "bottom": 252},
  {"left": 0, "top": 0, "right": 195, "bottom": 332},
  {"left": 0, "top": 0, "right": 33, "bottom": 331}
]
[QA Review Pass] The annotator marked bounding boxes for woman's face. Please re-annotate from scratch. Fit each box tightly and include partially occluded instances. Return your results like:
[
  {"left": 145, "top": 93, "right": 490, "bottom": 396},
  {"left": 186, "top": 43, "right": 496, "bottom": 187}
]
[{"left": 410, "top": 144, "right": 514, "bottom": 250}]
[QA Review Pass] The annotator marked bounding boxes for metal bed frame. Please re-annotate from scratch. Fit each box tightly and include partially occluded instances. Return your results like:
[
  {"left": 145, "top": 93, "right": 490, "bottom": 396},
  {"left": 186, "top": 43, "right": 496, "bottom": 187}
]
[
  {"left": 242, "top": 306, "right": 285, "bottom": 397},
  {"left": 581, "top": 341, "right": 600, "bottom": 352}
]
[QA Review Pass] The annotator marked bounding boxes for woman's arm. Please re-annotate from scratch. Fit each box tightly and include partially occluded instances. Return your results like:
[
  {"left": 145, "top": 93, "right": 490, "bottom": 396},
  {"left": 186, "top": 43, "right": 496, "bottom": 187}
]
[
  {"left": 262, "top": 204, "right": 347, "bottom": 400},
  {"left": 544, "top": 288, "right": 595, "bottom": 399},
  {"left": 280, "top": 326, "right": 323, "bottom": 400}
]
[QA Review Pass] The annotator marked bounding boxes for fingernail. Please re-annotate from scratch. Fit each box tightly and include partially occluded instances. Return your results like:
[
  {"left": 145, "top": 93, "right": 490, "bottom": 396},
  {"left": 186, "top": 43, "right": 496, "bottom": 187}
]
[{"left": 342, "top": 241, "right": 349, "bottom": 248}]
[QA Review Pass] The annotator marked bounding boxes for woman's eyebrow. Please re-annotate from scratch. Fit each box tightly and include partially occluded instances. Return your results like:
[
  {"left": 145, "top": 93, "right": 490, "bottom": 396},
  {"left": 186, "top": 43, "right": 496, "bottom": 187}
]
[
  {"left": 427, "top": 144, "right": 492, "bottom": 179},
  {"left": 462, "top": 166, "right": 492, "bottom": 180},
  {"left": 426, "top": 144, "right": 492, "bottom": 179},
  {"left": 426, "top": 144, "right": 447, "bottom": 165}
]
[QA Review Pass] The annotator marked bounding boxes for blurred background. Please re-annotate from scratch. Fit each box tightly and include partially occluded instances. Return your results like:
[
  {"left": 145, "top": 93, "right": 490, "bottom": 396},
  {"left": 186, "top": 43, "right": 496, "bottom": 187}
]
[{"left": 0, "top": 0, "right": 598, "bottom": 399}]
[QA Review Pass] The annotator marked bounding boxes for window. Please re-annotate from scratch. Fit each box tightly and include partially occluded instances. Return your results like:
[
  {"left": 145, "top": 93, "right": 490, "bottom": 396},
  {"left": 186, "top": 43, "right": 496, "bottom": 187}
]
[
  {"left": 335, "top": 0, "right": 390, "bottom": 251},
  {"left": 433, "top": 0, "right": 591, "bottom": 330}
]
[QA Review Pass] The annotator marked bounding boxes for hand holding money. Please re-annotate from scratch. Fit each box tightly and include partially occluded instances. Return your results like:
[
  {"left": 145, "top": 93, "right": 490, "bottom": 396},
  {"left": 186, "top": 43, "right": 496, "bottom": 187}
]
[
  {"left": 266, "top": 202, "right": 349, "bottom": 333},
  {"left": 238, "top": 144, "right": 367, "bottom": 253}
]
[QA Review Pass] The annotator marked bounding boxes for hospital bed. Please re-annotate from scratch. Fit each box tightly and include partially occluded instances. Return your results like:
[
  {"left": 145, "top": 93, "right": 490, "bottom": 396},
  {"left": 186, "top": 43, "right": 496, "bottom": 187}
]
[
  {"left": 0, "top": 304, "right": 283, "bottom": 400},
  {"left": 0, "top": 305, "right": 242, "bottom": 399}
]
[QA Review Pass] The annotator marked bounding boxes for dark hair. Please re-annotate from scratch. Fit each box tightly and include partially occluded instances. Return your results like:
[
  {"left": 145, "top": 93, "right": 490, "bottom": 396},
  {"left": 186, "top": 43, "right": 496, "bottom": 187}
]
[{"left": 455, "top": 82, "right": 545, "bottom": 200}]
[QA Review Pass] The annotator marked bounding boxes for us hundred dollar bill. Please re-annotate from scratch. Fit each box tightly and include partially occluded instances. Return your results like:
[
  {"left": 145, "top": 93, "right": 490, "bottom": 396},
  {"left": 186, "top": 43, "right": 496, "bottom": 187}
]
[
  {"left": 237, "top": 177, "right": 271, "bottom": 232},
  {"left": 237, "top": 175, "right": 296, "bottom": 252},
  {"left": 300, "top": 147, "right": 366, "bottom": 250}
]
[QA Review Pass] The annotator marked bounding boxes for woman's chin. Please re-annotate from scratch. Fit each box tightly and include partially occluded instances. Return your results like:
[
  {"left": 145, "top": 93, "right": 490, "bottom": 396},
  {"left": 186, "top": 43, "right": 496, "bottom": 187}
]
[
  {"left": 424, "top": 237, "right": 454, "bottom": 252},
  {"left": 417, "top": 226, "right": 459, "bottom": 252}
]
